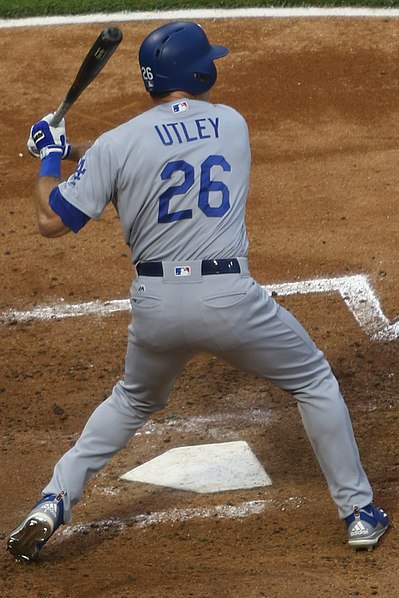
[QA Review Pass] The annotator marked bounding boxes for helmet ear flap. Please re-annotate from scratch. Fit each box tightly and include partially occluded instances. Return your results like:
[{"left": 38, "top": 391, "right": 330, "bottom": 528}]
[{"left": 192, "top": 62, "right": 217, "bottom": 90}]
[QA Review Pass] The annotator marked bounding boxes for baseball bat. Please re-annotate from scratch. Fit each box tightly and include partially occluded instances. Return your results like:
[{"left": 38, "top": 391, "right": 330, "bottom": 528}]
[{"left": 50, "top": 26, "right": 123, "bottom": 127}]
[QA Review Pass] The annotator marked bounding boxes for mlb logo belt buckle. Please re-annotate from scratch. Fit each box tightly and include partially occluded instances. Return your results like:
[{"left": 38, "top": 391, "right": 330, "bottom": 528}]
[{"left": 174, "top": 265, "right": 191, "bottom": 277}]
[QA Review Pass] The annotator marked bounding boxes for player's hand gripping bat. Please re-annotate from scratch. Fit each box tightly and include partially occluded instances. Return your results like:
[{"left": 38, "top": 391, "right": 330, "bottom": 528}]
[
  {"left": 27, "top": 27, "right": 123, "bottom": 158},
  {"left": 50, "top": 26, "right": 123, "bottom": 126}
]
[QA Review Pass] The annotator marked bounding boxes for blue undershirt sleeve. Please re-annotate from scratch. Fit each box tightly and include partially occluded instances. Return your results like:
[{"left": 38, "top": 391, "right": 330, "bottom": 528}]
[{"left": 49, "top": 187, "right": 91, "bottom": 233}]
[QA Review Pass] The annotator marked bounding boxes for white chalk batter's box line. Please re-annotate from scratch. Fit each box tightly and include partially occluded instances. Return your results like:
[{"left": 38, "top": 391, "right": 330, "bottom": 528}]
[
  {"left": 59, "top": 496, "right": 302, "bottom": 540},
  {"left": 1, "top": 274, "right": 398, "bottom": 341}
]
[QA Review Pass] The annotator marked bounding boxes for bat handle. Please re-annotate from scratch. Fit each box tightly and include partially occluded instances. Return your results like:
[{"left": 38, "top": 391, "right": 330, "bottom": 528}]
[{"left": 50, "top": 101, "right": 69, "bottom": 127}]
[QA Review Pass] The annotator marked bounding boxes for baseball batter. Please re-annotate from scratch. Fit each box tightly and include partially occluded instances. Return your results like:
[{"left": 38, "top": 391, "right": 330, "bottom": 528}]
[{"left": 7, "top": 21, "right": 388, "bottom": 562}]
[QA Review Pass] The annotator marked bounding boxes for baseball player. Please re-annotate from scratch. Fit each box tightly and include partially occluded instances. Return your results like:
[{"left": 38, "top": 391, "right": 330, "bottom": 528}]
[{"left": 7, "top": 22, "right": 388, "bottom": 562}]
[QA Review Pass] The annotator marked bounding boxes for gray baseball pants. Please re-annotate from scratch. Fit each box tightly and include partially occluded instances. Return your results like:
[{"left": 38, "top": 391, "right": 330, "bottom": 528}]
[{"left": 43, "top": 258, "right": 373, "bottom": 522}]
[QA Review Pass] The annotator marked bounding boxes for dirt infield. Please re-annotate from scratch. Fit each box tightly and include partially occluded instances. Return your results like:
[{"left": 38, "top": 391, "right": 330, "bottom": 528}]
[{"left": 0, "top": 16, "right": 398, "bottom": 598}]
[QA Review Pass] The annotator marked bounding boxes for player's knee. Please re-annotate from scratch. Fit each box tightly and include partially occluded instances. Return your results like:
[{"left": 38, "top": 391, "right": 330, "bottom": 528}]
[{"left": 116, "top": 381, "right": 169, "bottom": 414}]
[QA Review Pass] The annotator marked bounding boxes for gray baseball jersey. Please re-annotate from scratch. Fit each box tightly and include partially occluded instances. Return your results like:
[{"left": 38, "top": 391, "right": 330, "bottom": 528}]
[
  {"left": 58, "top": 99, "right": 250, "bottom": 263},
  {"left": 44, "top": 99, "right": 373, "bottom": 525}
]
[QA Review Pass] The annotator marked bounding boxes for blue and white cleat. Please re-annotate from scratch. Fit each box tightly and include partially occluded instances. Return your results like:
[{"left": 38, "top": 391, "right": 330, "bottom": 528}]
[
  {"left": 346, "top": 504, "right": 389, "bottom": 551},
  {"left": 7, "top": 493, "right": 65, "bottom": 562}
]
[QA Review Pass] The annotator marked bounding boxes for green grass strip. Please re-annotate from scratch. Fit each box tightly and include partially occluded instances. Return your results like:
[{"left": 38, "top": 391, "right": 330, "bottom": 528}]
[{"left": 1, "top": 0, "right": 399, "bottom": 20}]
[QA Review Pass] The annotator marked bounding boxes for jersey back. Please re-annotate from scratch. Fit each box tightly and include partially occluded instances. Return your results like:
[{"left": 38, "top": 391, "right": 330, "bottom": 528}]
[{"left": 59, "top": 99, "right": 251, "bottom": 262}]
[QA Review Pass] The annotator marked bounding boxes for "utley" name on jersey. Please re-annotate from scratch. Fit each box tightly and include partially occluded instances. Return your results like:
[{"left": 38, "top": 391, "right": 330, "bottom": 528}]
[{"left": 154, "top": 118, "right": 220, "bottom": 146}]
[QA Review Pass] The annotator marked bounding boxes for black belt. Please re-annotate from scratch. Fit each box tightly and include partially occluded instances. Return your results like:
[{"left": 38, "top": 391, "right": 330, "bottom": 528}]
[{"left": 136, "top": 259, "right": 241, "bottom": 277}]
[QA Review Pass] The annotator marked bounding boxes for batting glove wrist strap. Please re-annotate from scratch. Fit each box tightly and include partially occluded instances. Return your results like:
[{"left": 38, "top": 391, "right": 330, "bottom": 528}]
[
  {"left": 39, "top": 144, "right": 70, "bottom": 160},
  {"left": 39, "top": 153, "right": 62, "bottom": 178}
]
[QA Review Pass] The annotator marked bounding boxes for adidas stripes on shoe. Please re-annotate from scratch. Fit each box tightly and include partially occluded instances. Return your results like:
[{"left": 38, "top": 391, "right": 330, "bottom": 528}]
[
  {"left": 346, "top": 504, "right": 389, "bottom": 550},
  {"left": 7, "top": 492, "right": 65, "bottom": 562}
]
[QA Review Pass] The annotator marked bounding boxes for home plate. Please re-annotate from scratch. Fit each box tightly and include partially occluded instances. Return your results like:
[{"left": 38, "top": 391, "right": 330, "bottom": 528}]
[{"left": 120, "top": 440, "right": 272, "bottom": 493}]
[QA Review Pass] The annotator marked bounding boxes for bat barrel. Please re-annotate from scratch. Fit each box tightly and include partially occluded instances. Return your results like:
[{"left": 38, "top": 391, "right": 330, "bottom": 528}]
[{"left": 48, "top": 26, "right": 123, "bottom": 128}]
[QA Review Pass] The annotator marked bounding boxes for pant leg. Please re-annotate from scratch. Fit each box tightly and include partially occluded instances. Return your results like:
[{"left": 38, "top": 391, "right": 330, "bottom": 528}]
[
  {"left": 43, "top": 325, "right": 191, "bottom": 522},
  {"left": 216, "top": 282, "right": 372, "bottom": 519}
]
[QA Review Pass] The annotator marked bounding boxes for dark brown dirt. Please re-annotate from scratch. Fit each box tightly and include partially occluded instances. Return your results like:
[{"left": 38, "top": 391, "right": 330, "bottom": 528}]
[{"left": 0, "top": 17, "right": 398, "bottom": 598}]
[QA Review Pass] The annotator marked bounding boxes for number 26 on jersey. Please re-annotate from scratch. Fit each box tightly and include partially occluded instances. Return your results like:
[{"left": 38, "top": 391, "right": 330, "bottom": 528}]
[{"left": 158, "top": 155, "right": 231, "bottom": 223}]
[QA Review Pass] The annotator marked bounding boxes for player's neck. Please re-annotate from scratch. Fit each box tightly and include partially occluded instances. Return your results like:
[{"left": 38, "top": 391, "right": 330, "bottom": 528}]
[{"left": 151, "top": 90, "right": 212, "bottom": 105}]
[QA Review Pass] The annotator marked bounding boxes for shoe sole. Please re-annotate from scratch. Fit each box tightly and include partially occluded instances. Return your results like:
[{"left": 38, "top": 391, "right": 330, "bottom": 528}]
[
  {"left": 7, "top": 516, "right": 54, "bottom": 562},
  {"left": 348, "top": 525, "right": 389, "bottom": 551}
]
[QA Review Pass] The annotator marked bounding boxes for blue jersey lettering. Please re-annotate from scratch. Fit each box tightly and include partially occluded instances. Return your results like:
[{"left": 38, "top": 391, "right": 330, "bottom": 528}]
[
  {"left": 154, "top": 118, "right": 221, "bottom": 146},
  {"left": 154, "top": 124, "right": 174, "bottom": 146}
]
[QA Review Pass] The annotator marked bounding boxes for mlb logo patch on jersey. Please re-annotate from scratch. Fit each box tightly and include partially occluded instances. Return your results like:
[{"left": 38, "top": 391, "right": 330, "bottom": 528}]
[
  {"left": 175, "top": 266, "right": 191, "bottom": 277},
  {"left": 172, "top": 101, "right": 189, "bottom": 113}
]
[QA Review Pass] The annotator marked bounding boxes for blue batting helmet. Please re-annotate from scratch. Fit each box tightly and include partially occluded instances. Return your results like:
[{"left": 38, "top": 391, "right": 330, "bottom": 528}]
[{"left": 138, "top": 21, "right": 229, "bottom": 95}]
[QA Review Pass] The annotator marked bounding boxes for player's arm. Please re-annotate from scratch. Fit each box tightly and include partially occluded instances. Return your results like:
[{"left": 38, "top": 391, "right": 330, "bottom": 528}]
[
  {"left": 35, "top": 176, "right": 70, "bottom": 238},
  {"left": 28, "top": 115, "right": 91, "bottom": 238},
  {"left": 35, "top": 176, "right": 91, "bottom": 238}
]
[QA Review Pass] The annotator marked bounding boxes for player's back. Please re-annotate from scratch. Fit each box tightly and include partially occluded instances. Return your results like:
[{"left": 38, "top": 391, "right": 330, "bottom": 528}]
[{"left": 107, "top": 98, "right": 251, "bottom": 262}]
